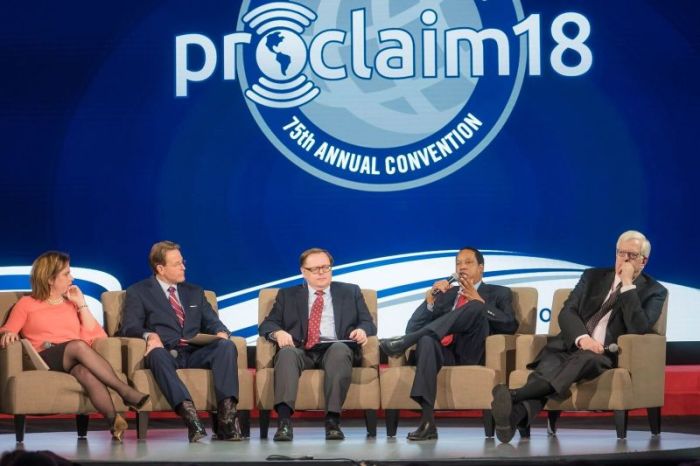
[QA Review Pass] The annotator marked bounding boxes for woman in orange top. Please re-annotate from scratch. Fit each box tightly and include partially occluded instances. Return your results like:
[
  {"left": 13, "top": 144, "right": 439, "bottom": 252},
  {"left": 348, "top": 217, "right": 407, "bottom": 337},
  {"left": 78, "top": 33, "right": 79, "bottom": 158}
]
[{"left": 0, "top": 251, "right": 149, "bottom": 441}]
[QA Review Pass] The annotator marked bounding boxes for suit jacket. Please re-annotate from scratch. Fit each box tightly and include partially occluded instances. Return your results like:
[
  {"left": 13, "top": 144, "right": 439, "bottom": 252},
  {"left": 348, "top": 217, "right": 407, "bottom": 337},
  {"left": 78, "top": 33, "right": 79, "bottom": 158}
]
[
  {"left": 530, "top": 268, "right": 668, "bottom": 366},
  {"left": 119, "top": 277, "right": 229, "bottom": 350},
  {"left": 406, "top": 283, "right": 518, "bottom": 335},
  {"left": 258, "top": 281, "right": 377, "bottom": 348}
]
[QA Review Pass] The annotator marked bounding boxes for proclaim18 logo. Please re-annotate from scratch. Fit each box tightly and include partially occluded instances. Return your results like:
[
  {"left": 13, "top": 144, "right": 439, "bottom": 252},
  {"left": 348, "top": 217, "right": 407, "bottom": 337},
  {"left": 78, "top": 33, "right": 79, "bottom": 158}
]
[{"left": 175, "top": 1, "right": 592, "bottom": 191}]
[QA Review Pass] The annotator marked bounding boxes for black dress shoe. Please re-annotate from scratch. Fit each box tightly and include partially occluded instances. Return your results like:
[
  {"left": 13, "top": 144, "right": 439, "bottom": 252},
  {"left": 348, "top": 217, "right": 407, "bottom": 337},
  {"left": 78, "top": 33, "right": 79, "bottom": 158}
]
[
  {"left": 492, "top": 384, "right": 516, "bottom": 443},
  {"left": 407, "top": 420, "right": 438, "bottom": 441},
  {"left": 379, "top": 336, "right": 407, "bottom": 357},
  {"left": 325, "top": 419, "right": 345, "bottom": 440},
  {"left": 273, "top": 419, "right": 293, "bottom": 441}
]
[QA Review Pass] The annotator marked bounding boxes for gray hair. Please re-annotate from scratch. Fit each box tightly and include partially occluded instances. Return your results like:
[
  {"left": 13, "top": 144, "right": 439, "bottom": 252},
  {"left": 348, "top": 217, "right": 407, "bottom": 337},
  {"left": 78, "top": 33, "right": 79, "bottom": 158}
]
[{"left": 617, "top": 230, "right": 651, "bottom": 258}]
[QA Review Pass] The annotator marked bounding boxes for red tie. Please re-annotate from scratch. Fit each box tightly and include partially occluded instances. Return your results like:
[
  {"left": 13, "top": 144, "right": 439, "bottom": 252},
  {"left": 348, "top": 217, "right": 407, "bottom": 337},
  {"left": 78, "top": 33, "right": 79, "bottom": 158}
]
[
  {"left": 305, "top": 290, "right": 324, "bottom": 349},
  {"left": 168, "top": 286, "right": 188, "bottom": 346},
  {"left": 168, "top": 286, "right": 185, "bottom": 327},
  {"left": 441, "top": 293, "right": 469, "bottom": 347}
]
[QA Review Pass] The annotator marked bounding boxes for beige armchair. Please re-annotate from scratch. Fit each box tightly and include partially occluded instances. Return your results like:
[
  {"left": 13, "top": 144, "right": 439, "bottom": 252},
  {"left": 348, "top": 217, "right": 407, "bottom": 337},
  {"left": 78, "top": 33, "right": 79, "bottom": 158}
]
[
  {"left": 101, "top": 290, "right": 254, "bottom": 439},
  {"left": 509, "top": 288, "right": 669, "bottom": 438},
  {"left": 255, "top": 288, "right": 380, "bottom": 438},
  {"left": 379, "top": 287, "right": 538, "bottom": 437},
  {"left": 0, "top": 292, "right": 127, "bottom": 443}
]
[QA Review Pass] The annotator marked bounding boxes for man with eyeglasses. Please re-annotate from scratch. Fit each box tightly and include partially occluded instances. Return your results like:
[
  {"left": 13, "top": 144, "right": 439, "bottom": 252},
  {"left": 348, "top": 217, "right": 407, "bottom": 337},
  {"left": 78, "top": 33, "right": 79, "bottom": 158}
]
[
  {"left": 259, "top": 248, "right": 376, "bottom": 441},
  {"left": 491, "top": 230, "right": 668, "bottom": 443},
  {"left": 120, "top": 241, "right": 242, "bottom": 442}
]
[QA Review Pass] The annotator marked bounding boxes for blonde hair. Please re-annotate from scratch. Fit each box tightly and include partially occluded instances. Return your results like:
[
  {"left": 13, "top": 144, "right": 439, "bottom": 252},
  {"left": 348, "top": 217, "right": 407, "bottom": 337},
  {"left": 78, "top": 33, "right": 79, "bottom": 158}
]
[
  {"left": 30, "top": 251, "right": 70, "bottom": 301},
  {"left": 149, "top": 241, "right": 181, "bottom": 273},
  {"left": 617, "top": 230, "right": 651, "bottom": 258}
]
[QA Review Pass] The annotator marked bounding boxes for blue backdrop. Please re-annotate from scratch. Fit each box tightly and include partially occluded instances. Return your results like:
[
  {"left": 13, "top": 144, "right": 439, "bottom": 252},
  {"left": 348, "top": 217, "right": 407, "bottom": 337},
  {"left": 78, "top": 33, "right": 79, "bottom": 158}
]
[{"left": 1, "top": 1, "right": 698, "bottom": 342}]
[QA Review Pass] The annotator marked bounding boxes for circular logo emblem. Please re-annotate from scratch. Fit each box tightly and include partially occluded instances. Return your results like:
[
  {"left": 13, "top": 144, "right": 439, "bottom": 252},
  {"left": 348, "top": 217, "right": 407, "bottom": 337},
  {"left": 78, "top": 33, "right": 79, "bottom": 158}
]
[{"left": 238, "top": 0, "right": 525, "bottom": 191}]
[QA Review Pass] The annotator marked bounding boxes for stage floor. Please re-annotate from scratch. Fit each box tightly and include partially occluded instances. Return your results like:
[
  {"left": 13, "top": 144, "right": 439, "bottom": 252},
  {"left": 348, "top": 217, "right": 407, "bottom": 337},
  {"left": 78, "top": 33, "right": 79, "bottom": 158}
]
[{"left": 1, "top": 418, "right": 699, "bottom": 465}]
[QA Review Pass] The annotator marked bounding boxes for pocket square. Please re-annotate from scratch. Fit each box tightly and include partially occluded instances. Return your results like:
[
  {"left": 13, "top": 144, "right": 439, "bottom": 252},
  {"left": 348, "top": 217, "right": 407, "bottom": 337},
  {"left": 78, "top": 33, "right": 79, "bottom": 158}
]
[{"left": 189, "top": 305, "right": 197, "bottom": 308}]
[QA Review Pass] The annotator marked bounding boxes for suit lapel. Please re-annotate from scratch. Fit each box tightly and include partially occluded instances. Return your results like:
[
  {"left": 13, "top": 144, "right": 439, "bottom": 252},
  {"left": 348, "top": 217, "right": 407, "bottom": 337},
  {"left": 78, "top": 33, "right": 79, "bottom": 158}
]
[
  {"left": 584, "top": 271, "right": 615, "bottom": 319},
  {"left": 330, "top": 282, "right": 343, "bottom": 338},
  {"left": 297, "top": 285, "right": 309, "bottom": 340},
  {"left": 177, "top": 284, "right": 189, "bottom": 328}
]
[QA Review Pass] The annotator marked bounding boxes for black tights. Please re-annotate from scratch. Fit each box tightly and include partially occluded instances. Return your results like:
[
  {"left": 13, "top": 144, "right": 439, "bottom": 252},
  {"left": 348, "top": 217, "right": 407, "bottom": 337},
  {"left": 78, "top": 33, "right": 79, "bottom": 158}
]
[{"left": 62, "top": 340, "right": 144, "bottom": 425}]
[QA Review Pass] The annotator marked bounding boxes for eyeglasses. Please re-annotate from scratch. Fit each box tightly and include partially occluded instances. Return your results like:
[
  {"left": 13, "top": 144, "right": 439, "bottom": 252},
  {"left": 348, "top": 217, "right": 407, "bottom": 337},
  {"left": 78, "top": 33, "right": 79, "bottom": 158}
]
[
  {"left": 616, "top": 250, "right": 642, "bottom": 261},
  {"left": 303, "top": 265, "right": 332, "bottom": 274},
  {"left": 166, "top": 259, "right": 186, "bottom": 268}
]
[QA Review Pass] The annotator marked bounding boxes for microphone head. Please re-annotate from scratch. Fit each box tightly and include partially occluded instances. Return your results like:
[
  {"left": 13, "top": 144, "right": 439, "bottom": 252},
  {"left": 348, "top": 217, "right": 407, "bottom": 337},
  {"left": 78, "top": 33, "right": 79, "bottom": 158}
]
[
  {"left": 607, "top": 343, "right": 619, "bottom": 353},
  {"left": 447, "top": 273, "right": 459, "bottom": 284}
]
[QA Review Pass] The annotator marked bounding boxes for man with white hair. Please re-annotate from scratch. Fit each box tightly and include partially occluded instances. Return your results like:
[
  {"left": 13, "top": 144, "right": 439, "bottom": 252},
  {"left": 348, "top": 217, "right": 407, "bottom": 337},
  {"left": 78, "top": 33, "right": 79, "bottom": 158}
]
[{"left": 491, "top": 230, "right": 668, "bottom": 443}]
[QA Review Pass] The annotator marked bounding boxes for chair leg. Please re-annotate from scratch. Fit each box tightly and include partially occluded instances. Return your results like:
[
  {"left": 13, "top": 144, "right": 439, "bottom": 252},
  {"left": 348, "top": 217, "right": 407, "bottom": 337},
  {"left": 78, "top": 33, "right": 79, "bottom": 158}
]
[
  {"left": 76, "top": 414, "right": 89, "bottom": 438},
  {"left": 14, "top": 415, "right": 26, "bottom": 443},
  {"left": 547, "top": 410, "right": 561, "bottom": 436},
  {"left": 137, "top": 412, "right": 149, "bottom": 440},
  {"left": 259, "top": 409, "right": 270, "bottom": 439},
  {"left": 210, "top": 412, "right": 219, "bottom": 437},
  {"left": 238, "top": 410, "right": 251, "bottom": 438},
  {"left": 385, "top": 409, "right": 399, "bottom": 437},
  {"left": 647, "top": 407, "right": 661, "bottom": 436},
  {"left": 614, "top": 410, "right": 628, "bottom": 439},
  {"left": 482, "top": 409, "right": 495, "bottom": 437},
  {"left": 364, "top": 409, "right": 377, "bottom": 438}
]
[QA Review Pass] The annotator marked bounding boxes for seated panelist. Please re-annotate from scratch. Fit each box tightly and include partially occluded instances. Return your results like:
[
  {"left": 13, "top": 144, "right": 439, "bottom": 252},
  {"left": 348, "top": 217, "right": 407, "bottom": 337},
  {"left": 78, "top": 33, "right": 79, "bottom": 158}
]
[
  {"left": 258, "top": 248, "right": 377, "bottom": 441},
  {"left": 119, "top": 241, "right": 241, "bottom": 443},
  {"left": 0, "top": 251, "right": 149, "bottom": 442}
]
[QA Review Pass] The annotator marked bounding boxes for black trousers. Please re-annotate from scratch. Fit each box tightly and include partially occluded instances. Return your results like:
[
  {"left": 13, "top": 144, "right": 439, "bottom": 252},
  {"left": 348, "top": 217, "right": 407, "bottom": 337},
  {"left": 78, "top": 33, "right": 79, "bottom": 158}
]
[
  {"left": 523, "top": 349, "right": 614, "bottom": 421},
  {"left": 409, "top": 304, "right": 490, "bottom": 407},
  {"left": 146, "top": 338, "right": 239, "bottom": 409},
  {"left": 273, "top": 342, "right": 354, "bottom": 414}
]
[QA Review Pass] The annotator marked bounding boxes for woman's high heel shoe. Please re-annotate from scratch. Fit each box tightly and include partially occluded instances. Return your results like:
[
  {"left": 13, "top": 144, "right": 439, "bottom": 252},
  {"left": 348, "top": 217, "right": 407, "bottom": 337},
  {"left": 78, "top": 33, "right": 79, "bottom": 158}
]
[
  {"left": 111, "top": 414, "right": 128, "bottom": 442},
  {"left": 125, "top": 393, "right": 150, "bottom": 410}
]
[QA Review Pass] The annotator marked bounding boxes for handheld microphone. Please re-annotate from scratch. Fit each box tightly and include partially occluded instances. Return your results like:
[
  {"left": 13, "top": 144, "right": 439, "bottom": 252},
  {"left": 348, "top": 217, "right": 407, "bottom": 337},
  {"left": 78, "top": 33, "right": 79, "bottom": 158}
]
[
  {"left": 431, "top": 273, "right": 459, "bottom": 296},
  {"left": 605, "top": 343, "right": 620, "bottom": 354}
]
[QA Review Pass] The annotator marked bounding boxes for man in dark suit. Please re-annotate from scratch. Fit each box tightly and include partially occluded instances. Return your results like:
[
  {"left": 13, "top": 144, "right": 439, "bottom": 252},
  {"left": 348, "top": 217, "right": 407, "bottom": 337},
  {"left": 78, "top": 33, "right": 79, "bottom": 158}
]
[
  {"left": 379, "top": 247, "right": 517, "bottom": 440},
  {"left": 258, "top": 248, "right": 376, "bottom": 441},
  {"left": 491, "top": 230, "right": 668, "bottom": 443},
  {"left": 119, "top": 241, "right": 241, "bottom": 442}
]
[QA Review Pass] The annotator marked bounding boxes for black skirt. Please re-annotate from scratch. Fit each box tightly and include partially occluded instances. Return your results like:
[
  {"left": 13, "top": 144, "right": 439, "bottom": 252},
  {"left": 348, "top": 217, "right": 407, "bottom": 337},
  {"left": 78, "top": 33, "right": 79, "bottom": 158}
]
[{"left": 39, "top": 342, "right": 70, "bottom": 372}]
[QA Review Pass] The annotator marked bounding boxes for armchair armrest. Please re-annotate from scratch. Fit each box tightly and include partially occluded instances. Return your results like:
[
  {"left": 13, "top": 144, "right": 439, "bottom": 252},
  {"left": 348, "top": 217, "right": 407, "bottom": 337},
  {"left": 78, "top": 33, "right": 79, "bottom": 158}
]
[
  {"left": 0, "top": 341, "right": 23, "bottom": 377},
  {"left": 515, "top": 334, "right": 547, "bottom": 370},
  {"left": 229, "top": 336, "right": 248, "bottom": 370},
  {"left": 386, "top": 344, "right": 415, "bottom": 368},
  {"left": 361, "top": 336, "right": 379, "bottom": 368},
  {"left": 92, "top": 337, "right": 122, "bottom": 373},
  {"left": 617, "top": 333, "right": 666, "bottom": 407},
  {"left": 0, "top": 341, "right": 24, "bottom": 409},
  {"left": 485, "top": 334, "right": 517, "bottom": 384},
  {"left": 119, "top": 337, "right": 147, "bottom": 378},
  {"left": 256, "top": 337, "right": 277, "bottom": 370}
]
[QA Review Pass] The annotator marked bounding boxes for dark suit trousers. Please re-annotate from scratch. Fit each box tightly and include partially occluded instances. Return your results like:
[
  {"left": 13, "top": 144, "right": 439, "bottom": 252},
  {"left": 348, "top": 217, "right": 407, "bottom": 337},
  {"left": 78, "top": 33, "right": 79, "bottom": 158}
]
[
  {"left": 522, "top": 349, "right": 614, "bottom": 421},
  {"left": 410, "top": 307, "right": 489, "bottom": 407},
  {"left": 146, "top": 338, "right": 239, "bottom": 409},
  {"left": 273, "top": 342, "right": 353, "bottom": 414},
  {"left": 534, "top": 348, "right": 614, "bottom": 396}
]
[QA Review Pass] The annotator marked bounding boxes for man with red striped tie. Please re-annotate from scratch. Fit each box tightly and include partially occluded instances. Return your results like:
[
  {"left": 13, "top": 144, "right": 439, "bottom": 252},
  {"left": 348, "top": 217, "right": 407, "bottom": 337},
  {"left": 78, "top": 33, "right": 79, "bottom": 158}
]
[
  {"left": 259, "top": 248, "right": 376, "bottom": 441},
  {"left": 380, "top": 247, "right": 517, "bottom": 440},
  {"left": 120, "top": 241, "right": 241, "bottom": 442}
]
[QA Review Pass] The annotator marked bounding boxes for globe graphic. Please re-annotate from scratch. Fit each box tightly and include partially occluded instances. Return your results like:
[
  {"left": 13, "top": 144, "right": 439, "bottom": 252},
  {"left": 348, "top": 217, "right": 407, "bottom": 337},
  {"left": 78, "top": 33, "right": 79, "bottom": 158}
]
[
  {"left": 255, "top": 29, "right": 308, "bottom": 82},
  {"left": 300, "top": 0, "right": 488, "bottom": 149}
]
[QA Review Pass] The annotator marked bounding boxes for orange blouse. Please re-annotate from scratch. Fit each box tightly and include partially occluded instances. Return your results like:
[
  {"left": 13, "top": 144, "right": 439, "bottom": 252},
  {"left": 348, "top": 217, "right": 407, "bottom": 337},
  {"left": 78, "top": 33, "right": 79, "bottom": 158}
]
[{"left": 0, "top": 296, "right": 106, "bottom": 351}]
